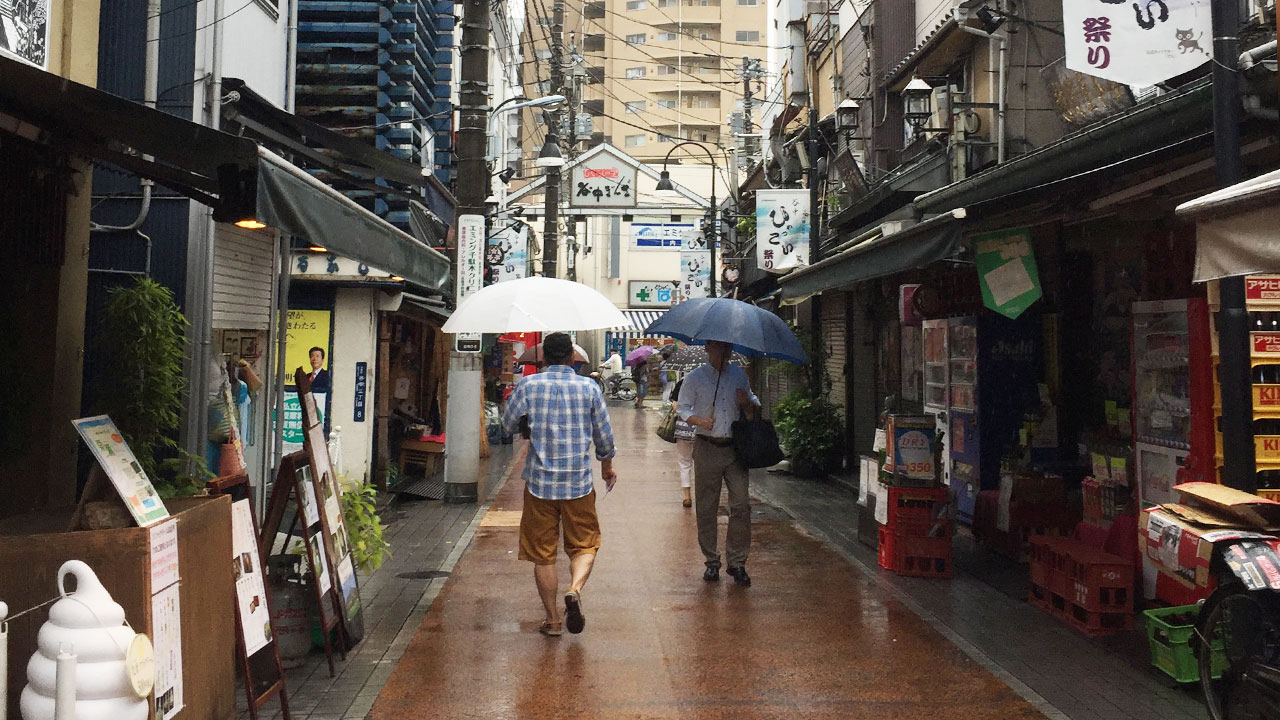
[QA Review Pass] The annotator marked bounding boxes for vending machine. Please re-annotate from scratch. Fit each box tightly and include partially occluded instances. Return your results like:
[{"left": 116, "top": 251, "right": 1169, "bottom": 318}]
[
  {"left": 1131, "top": 299, "right": 1214, "bottom": 508},
  {"left": 947, "top": 313, "right": 1042, "bottom": 524},
  {"left": 923, "top": 319, "right": 950, "bottom": 486}
]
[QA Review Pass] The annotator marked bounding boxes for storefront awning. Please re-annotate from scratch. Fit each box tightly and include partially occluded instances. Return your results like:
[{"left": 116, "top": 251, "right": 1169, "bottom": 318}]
[
  {"left": 1177, "top": 168, "right": 1280, "bottom": 282},
  {"left": 0, "top": 54, "right": 258, "bottom": 205},
  {"left": 779, "top": 209, "right": 967, "bottom": 301},
  {"left": 620, "top": 309, "right": 667, "bottom": 334},
  {"left": 256, "top": 148, "right": 451, "bottom": 291}
]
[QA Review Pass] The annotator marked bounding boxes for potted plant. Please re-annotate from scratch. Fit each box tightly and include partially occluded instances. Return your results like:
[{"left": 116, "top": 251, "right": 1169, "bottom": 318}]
[
  {"left": 773, "top": 391, "right": 845, "bottom": 478},
  {"left": 92, "top": 277, "right": 209, "bottom": 497}
]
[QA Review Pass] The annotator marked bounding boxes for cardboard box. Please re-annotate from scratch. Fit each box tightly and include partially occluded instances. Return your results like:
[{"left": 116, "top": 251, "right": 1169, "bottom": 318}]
[{"left": 1176, "top": 482, "right": 1280, "bottom": 531}]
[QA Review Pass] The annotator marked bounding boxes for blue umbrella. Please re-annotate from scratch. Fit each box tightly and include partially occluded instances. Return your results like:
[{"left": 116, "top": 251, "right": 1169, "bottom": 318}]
[{"left": 644, "top": 298, "right": 808, "bottom": 364}]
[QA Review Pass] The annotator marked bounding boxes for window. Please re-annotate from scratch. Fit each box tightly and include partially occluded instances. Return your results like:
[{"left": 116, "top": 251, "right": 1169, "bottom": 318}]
[
  {"left": 657, "top": 32, "right": 678, "bottom": 41},
  {"left": 737, "top": 0, "right": 758, "bottom": 5},
  {"left": 698, "top": 66, "right": 714, "bottom": 74},
  {"left": 700, "top": 32, "right": 711, "bottom": 39},
  {"left": 625, "top": 66, "right": 647, "bottom": 79},
  {"left": 625, "top": 100, "right": 646, "bottom": 113},
  {"left": 658, "top": 0, "right": 677, "bottom": 6},
  {"left": 625, "top": 134, "right": 647, "bottom": 147},
  {"left": 657, "top": 65, "right": 676, "bottom": 75},
  {"left": 626, "top": 0, "right": 647, "bottom": 9},
  {"left": 658, "top": 99, "right": 677, "bottom": 108},
  {"left": 626, "top": 33, "right": 647, "bottom": 44},
  {"left": 698, "top": 99, "right": 711, "bottom": 108},
  {"left": 658, "top": 133, "right": 676, "bottom": 142},
  {"left": 735, "top": 30, "right": 760, "bottom": 42}
]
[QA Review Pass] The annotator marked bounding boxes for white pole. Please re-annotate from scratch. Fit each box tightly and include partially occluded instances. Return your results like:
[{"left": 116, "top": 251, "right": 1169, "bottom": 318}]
[{"left": 54, "top": 646, "right": 76, "bottom": 720}]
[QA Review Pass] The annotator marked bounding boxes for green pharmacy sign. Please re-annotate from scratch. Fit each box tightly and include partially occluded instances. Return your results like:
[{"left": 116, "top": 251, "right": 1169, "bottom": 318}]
[{"left": 974, "top": 228, "right": 1042, "bottom": 319}]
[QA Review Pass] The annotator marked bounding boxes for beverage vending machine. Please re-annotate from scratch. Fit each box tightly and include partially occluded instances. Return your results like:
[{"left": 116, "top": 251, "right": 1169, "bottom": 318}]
[{"left": 1130, "top": 299, "right": 1213, "bottom": 508}]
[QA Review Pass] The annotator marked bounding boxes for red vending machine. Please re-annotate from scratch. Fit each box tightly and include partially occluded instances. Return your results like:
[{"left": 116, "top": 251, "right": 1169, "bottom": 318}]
[{"left": 1131, "top": 299, "right": 1215, "bottom": 509}]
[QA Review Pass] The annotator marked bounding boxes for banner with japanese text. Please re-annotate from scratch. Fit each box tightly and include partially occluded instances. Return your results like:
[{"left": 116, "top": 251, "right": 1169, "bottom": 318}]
[
  {"left": 680, "top": 251, "right": 712, "bottom": 300},
  {"left": 756, "top": 190, "right": 810, "bottom": 274},
  {"left": 487, "top": 223, "right": 528, "bottom": 283},
  {"left": 1064, "top": 0, "right": 1210, "bottom": 86}
]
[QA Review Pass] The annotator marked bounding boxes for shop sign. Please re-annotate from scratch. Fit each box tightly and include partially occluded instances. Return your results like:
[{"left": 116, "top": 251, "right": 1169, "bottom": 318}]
[
  {"left": 487, "top": 223, "right": 528, "bottom": 283},
  {"left": 756, "top": 189, "right": 810, "bottom": 273},
  {"left": 1257, "top": 435, "right": 1280, "bottom": 464},
  {"left": 974, "top": 228, "right": 1042, "bottom": 320},
  {"left": 680, "top": 250, "right": 712, "bottom": 301},
  {"left": 1253, "top": 333, "right": 1280, "bottom": 358},
  {"left": 629, "top": 280, "right": 678, "bottom": 308},
  {"left": 1063, "top": 0, "right": 1210, "bottom": 86},
  {"left": 353, "top": 362, "right": 367, "bottom": 422},
  {"left": 455, "top": 214, "right": 484, "bottom": 352},
  {"left": 291, "top": 253, "right": 392, "bottom": 280},
  {"left": 1246, "top": 276, "right": 1280, "bottom": 304},
  {"left": 0, "top": 0, "right": 50, "bottom": 69},
  {"left": 570, "top": 152, "right": 637, "bottom": 208},
  {"left": 231, "top": 500, "right": 271, "bottom": 656},
  {"left": 633, "top": 222, "right": 692, "bottom": 250},
  {"left": 1255, "top": 385, "right": 1280, "bottom": 410}
]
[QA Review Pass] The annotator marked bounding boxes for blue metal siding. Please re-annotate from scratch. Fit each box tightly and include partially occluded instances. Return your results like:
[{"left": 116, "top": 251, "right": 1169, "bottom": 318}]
[{"left": 297, "top": 0, "right": 456, "bottom": 227}]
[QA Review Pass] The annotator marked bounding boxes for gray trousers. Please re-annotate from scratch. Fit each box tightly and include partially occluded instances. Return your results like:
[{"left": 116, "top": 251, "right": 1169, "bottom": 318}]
[{"left": 692, "top": 438, "right": 750, "bottom": 568}]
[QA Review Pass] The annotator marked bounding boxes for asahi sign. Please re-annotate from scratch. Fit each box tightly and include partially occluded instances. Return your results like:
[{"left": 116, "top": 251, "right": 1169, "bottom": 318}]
[
  {"left": 1064, "top": 0, "right": 1210, "bottom": 87},
  {"left": 1247, "top": 276, "right": 1280, "bottom": 304}
]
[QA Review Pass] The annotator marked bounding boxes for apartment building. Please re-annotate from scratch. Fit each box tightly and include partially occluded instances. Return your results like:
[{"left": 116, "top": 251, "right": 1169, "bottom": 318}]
[{"left": 518, "top": 0, "right": 768, "bottom": 172}]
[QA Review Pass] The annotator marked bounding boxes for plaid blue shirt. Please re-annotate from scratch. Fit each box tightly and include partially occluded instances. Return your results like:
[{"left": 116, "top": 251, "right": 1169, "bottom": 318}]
[{"left": 502, "top": 365, "right": 616, "bottom": 500}]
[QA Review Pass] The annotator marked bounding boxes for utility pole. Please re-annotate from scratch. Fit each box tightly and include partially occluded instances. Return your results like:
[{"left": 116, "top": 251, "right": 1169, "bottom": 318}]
[
  {"left": 442, "top": 0, "right": 490, "bottom": 503},
  {"left": 1212, "top": 0, "right": 1254, "bottom": 492},
  {"left": 542, "top": 0, "right": 566, "bottom": 278},
  {"left": 741, "top": 57, "right": 760, "bottom": 161},
  {"left": 807, "top": 96, "right": 823, "bottom": 399}
]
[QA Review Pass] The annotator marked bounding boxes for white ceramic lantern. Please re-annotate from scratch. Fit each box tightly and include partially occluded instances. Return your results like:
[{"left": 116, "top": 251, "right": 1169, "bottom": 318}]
[{"left": 20, "top": 561, "right": 150, "bottom": 720}]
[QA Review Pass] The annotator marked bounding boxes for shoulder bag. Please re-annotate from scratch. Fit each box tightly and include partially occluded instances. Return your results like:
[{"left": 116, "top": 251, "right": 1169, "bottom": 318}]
[
  {"left": 732, "top": 412, "right": 785, "bottom": 469},
  {"left": 656, "top": 404, "right": 678, "bottom": 443}
]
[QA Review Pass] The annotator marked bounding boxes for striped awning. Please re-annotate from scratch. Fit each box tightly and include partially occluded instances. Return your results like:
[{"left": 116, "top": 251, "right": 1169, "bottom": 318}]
[{"left": 621, "top": 309, "right": 667, "bottom": 334}]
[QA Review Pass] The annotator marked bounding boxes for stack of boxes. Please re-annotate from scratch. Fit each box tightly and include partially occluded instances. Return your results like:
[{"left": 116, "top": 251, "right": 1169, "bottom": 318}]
[
  {"left": 1028, "top": 536, "right": 1135, "bottom": 636},
  {"left": 874, "top": 415, "right": 952, "bottom": 578}
]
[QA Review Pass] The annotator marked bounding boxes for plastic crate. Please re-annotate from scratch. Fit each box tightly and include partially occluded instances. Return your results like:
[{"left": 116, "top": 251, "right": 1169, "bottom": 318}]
[
  {"left": 878, "top": 524, "right": 952, "bottom": 578},
  {"left": 1068, "top": 549, "right": 1134, "bottom": 613},
  {"left": 1144, "top": 605, "right": 1226, "bottom": 683},
  {"left": 881, "top": 485, "right": 948, "bottom": 532}
]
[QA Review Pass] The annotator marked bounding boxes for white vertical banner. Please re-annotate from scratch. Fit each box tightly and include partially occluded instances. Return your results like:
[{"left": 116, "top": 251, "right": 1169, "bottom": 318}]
[
  {"left": 680, "top": 251, "right": 712, "bottom": 300},
  {"left": 487, "top": 224, "right": 528, "bottom": 283},
  {"left": 1063, "top": 0, "right": 1210, "bottom": 86},
  {"left": 756, "top": 189, "right": 810, "bottom": 274},
  {"left": 455, "top": 214, "right": 484, "bottom": 352}
]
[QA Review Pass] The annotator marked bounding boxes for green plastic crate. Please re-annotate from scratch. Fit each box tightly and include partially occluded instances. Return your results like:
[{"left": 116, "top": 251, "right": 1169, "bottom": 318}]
[{"left": 1144, "top": 604, "right": 1226, "bottom": 683}]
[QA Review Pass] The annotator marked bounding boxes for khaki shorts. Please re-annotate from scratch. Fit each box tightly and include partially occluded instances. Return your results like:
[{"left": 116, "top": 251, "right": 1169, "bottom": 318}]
[{"left": 519, "top": 487, "right": 602, "bottom": 565}]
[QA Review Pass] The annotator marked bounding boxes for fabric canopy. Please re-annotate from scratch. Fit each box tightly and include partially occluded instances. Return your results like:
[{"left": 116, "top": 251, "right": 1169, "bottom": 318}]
[
  {"left": 1176, "top": 168, "right": 1280, "bottom": 283},
  {"left": 779, "top": 209, "right": 967, "bottom": 301},
  {"left": 256, "top": 147, "right": 452, "bottom": 291}
]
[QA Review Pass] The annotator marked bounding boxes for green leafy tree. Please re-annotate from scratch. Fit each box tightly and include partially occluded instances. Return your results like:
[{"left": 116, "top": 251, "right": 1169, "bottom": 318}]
[{"left": 95, "top": 278, "right": 206, "bottom": 496}]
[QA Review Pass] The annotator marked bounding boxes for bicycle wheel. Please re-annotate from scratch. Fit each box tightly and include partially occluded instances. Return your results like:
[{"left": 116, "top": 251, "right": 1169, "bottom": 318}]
[
  {"left": 616, "top": 379, "right": 637, "bottom": 402},
  {"left": 1199, "top": 587, "right": 1280, "bottom": 720}
]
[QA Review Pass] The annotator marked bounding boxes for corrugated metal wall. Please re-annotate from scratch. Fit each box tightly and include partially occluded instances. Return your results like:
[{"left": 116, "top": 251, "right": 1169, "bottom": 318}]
[
  {"left": 822, "top": 292, "right": 847, "bottom": 416},
  {"left": 213, "top": 224, "right": 276, "bottom": 330}
]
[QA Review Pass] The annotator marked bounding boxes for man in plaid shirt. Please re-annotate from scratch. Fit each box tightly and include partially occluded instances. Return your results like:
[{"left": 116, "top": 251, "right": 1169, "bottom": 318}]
[{"left": 502, "top": 332, "right": 617, "bottom": 636}]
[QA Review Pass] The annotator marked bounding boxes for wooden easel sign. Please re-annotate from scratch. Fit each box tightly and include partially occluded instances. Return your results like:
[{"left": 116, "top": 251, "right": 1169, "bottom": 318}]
[
  {"left": 207, "top": 473, "right": 291, "bottom": 720},
  {"left": 296, "top": 368, "right": 366, "bottom": 648},
  {"left": 258, "top": 452, "right": 344, "bottom": 676}
]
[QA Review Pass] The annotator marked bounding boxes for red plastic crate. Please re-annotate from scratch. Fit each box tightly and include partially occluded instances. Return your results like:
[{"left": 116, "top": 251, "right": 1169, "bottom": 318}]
[
  {"left": 881, "top": 485, "right": 948, "bottom": 532},
  {"left": 878, "top": 524, "right": 952, "bottom": 578},
  {"left": 1067, "top": 549, "right": 1134, "bottom": 613},
  {"left": 1066, "top": 601, "right": 1133, "bottom": 636}
]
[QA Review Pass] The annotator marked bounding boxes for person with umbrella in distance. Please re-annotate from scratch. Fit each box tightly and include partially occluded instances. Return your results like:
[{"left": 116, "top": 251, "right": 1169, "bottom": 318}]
[
  {"left": 626, "top": 345, "right": 657, "bottom": 409},
  {"left": 678, "top": 339, "right": 761, "bottom": 586},
  {"left": 501, "top": 332, "right": 618, "bottom": 636}
]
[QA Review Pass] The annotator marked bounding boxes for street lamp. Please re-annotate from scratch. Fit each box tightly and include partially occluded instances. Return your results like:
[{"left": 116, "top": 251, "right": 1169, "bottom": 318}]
[
  {"left": 487, "top": 94, "right": 566, "bottom": 174},
  {"left": 656, "top": 141, "right": 718, "bottom": 297},
  {"left": 836, "top": 97, "right": 861, "bottom": 139},
  {"left": 903, "top": 77, "right": 935, "bottom": 130},
  {"left": 535, "top": 132, "right": 565, "bottom": 168}
]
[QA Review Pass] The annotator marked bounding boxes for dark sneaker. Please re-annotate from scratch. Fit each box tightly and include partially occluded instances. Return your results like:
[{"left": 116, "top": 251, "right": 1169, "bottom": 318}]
[
  {"left": 703, "top": 565, "right": 720, "bottom": 582},
  {"left": 564, "top": 590, "right": 585, "bottom": 634},
  {"left": 727, "top": 566, "right": 751, "bottom": 587}
]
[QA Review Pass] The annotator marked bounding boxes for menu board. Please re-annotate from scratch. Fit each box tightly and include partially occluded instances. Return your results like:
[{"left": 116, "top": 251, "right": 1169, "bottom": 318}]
[
  {"left": 72, "top": 415, "right": 170, "bottom": 526},
  {"left": 231, "top": 500, "right": 272, "bottom": 656}
]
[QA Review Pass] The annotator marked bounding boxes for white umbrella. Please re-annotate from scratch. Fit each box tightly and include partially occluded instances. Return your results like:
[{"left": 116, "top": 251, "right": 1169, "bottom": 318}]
[{"left": 442, "top": 277, "right": 630, "bottom": 333}]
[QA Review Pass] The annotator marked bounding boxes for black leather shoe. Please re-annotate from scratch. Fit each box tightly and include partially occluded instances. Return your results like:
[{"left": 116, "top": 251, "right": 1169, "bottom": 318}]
[
  {"left": 703, "top": 565, "right": 720, "bottom": 582},
  {"left": 727, "top": 566, "right": 751, "bottom": 586}
]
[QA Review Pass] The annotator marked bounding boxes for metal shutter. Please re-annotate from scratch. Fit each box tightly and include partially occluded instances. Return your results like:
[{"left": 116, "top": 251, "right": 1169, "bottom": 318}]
[{"left": 212, "top": 224, "right": 275, "bottom": 330}]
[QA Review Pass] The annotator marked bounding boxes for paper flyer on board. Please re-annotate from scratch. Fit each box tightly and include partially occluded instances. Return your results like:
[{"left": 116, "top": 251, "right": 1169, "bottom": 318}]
[
  {"left": 72, "top": 415, "right": 170, "bottom": 526},
  {"left": 148, "top": 520, "right": 180, "bottom": 591},
  {"left": 152, "top": 584, "right": 184, "bottom": 720},
  {"left": 231, "top": 500, "right": 272, "bottom": 656}
]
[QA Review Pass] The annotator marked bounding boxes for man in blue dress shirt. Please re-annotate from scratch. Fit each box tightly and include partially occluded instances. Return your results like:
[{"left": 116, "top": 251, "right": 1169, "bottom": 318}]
[{"left": 677, "top": 339, "right": 760, "bottom": 586}]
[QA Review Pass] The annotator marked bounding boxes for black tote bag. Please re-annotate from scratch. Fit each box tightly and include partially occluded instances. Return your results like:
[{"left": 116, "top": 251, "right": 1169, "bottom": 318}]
[{"left": 732, "top": 413, "right": 785, "bottom": 469}]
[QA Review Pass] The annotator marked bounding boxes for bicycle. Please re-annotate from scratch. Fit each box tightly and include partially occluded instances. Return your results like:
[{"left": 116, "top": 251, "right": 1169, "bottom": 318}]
[{"left": 1196, "top": 542, "right": 1280, "bottom": 719}]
